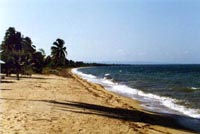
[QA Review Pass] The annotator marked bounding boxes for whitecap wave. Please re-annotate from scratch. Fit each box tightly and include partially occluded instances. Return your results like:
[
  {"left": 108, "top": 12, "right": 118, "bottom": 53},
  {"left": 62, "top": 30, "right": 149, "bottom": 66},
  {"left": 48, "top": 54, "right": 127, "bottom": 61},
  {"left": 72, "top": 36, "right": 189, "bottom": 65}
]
[
  {"left": 191, "top": 87, "right": 200, "bottom": 90},
  {"left": 72, "top": 68, "right": 96, "bottom": 79},
  {"left": 72, "top": 68, "right": 200, "bottom": 119}
]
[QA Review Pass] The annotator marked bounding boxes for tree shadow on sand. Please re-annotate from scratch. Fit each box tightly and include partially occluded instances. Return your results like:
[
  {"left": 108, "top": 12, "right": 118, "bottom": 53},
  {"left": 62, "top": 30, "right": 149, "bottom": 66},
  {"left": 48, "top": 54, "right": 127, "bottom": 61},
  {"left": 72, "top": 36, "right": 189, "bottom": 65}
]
[
  {"left": 29, "top": 77, "right": 53, "bottom": 80},
  {"left": 7, "top": 75, "right": 53, "bottom": 80},
  {"left": 0, "top": 80, "right": 15, "bottom": 83},
  {"left": 43, "top": 100, "right": 199, "bottom": 133},
  {"left": 0, "top": 97, "right": 198, "bottom": 133},
  {"left": 0, "top": 88, "right": 12, "bottom": 90}
]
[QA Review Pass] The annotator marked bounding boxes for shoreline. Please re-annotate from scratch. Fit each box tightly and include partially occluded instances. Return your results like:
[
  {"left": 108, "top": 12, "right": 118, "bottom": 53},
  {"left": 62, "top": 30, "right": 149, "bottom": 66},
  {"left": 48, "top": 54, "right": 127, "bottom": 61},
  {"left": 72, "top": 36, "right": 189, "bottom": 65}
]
[
  {"left": 0, "top": 69, "right": 196, "bottom": 133},
  {"left": 72, "top": 67, "right": 200, "bottom": 132}
]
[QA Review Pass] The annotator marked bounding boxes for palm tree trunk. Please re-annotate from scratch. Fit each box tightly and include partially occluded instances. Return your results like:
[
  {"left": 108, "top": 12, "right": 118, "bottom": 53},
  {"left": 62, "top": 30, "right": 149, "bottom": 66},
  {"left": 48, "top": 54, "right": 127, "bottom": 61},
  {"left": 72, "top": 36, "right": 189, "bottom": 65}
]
[
  {"left": 16, "top": 71, "right": 20, "bottom": 80},
  {"left": 16, "top": 56, "right": 20, "bottom": 80},
  {"left": 6, "top": 66, "right": 9, "bottom": 76},
  {"left": 16, "top": 63, "right": 20, "bottom": 80}
]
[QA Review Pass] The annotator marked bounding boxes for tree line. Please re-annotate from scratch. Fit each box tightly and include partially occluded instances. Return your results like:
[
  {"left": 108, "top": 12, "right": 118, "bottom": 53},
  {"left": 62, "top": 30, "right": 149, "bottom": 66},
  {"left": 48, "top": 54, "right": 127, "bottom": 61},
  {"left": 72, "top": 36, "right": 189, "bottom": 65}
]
[{"left": 0, "top": 27, "right": 105, "bottom": 80}]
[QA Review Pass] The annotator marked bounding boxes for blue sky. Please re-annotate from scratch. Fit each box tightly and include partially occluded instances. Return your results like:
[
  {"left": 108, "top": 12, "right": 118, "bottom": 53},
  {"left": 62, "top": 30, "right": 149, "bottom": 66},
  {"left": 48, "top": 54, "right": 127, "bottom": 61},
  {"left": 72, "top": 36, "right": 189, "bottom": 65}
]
[{"left": 1, "top": 0, "right": 200, "bottom": 64}]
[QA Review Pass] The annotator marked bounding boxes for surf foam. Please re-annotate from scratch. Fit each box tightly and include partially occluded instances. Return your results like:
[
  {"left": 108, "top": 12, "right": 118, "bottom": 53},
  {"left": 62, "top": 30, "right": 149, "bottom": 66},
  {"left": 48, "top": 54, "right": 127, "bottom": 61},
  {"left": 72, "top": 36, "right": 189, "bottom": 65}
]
[{"left": 72, "top": 68, "right": 200, "bottom": 119}]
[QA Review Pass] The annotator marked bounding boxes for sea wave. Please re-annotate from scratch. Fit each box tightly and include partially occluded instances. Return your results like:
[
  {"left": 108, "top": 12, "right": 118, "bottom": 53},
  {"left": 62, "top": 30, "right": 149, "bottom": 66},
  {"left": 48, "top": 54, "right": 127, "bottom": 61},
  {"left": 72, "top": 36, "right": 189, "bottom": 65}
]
[
  {"left": 191, "top": 87, "right": 200, "bottom": 90},
  {"left": 71, "top": 68, "right": 200, "bottom": 119},
  {"left": 72, "top": 68, "right": 96, "bottom": 79},
  {"left": 174, "top": 87, "right": 200, "bottom": 92}
]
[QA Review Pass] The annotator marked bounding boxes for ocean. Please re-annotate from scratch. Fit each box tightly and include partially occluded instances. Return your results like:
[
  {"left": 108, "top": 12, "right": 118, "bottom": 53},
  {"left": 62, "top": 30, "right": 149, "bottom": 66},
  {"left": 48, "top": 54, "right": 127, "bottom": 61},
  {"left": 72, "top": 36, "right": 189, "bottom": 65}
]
[{"left": 72, "top": 65, "right": 200, "bottom": 131}]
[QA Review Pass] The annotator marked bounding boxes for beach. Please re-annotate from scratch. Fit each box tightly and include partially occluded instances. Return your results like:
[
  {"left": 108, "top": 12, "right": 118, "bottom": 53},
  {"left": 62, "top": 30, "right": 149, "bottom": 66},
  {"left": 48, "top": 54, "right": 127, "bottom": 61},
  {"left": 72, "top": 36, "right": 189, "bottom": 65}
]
[{"left": 0, "top": 69, "right": 195, "bottom": 134}]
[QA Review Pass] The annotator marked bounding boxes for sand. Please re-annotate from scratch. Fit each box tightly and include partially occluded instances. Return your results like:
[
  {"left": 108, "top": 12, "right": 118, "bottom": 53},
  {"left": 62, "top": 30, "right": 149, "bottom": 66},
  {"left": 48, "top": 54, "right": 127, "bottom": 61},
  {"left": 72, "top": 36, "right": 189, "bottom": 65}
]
[{"left": 0, "top": 69, "right": 195, "bottom": 134}]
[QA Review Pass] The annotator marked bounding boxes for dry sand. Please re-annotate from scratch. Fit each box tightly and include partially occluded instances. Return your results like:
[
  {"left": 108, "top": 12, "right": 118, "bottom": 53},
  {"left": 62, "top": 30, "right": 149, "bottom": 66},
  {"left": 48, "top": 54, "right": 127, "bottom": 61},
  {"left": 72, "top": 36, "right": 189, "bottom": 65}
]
[{"left": 0, "top": 70, "right": 195, "bottom": 134}]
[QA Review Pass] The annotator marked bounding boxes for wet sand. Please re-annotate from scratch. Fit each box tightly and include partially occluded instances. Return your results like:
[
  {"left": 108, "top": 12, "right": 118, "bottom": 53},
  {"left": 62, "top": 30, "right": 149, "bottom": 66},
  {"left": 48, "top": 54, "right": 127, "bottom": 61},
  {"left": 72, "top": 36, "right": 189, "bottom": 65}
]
[{"left": 0, "top": 70, "right": 195, "bottom": 134}]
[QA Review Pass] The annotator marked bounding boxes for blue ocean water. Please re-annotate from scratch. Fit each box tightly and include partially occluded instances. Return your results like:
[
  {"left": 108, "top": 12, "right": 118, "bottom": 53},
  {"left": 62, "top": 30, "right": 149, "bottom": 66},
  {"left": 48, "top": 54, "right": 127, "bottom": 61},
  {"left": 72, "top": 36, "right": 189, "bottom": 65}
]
[{"left": 72, "top": 65, "right": 200, "bottom": 131}]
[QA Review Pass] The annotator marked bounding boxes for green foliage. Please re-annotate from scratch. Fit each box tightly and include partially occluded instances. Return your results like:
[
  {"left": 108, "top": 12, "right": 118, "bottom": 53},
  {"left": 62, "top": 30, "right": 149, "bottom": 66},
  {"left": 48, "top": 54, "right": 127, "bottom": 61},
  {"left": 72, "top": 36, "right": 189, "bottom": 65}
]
[
  {"left": 44, "top": 55, "right": 52, "bottom": 67},
  {"left": 32, "top": 51, "right": 45, "bottom": 73},
  {"left": 0, "top": 27, "right": 45, "bottom": 79},
  {"left": 1, "top": 28, "right": 27, "bottom": 79},
  {"left": 0, "top": 27, "right": 109, "bottom": 79},
  {"left": 51, "top": 38, "right": 67, "bottom": 67}
]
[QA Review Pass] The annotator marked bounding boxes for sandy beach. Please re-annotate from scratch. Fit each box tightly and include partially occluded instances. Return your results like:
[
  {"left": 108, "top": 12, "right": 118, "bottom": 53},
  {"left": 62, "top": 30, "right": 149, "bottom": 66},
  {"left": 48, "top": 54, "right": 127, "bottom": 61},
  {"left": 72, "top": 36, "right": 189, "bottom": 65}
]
[{"left": 0, "top": 69, "right": 195, "bottom": 134}]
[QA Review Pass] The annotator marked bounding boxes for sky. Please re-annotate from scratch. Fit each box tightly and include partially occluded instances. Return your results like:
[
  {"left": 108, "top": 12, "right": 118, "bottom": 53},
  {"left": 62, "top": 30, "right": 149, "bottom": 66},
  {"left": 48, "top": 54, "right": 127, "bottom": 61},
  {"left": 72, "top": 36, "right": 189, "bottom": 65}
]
[{"left": 1, "top": 0, "right": 200, "bottom": 64}]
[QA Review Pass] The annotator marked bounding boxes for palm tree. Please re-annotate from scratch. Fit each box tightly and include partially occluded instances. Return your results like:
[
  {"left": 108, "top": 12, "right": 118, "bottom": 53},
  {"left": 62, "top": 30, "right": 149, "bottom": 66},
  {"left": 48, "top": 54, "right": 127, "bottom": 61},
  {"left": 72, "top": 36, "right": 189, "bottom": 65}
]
[
  {"left": 32, "top": 51, "right": 45, "bottom": 73},
  {"left": 51, "top": 38, "right": 67, "bottom": 66},
  {"left": 1, "top": 38, "right": 13, "bottom": 76},
  {"left": 38, "top": 48, "right": 46, "bottom": 56},
  {"left": 13, "top": 32, "right": 23, "bottom": 80},
  {"left": 1, "top": 27, "right": 36, "bottom": 80},
  {"left": 1, "top": 27, "right": 21, "bottom": 78},
  {"left": 20, "top": 37, "right": 36, "bottom": 75}
]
